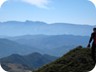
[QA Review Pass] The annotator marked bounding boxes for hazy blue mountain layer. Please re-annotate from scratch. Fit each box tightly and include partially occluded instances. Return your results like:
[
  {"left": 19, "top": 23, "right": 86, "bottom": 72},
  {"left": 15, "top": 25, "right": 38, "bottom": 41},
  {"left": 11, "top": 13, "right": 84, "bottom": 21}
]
[
  {"left": 0, "top": 34, "right": 90, "bottom": 57},
  {"left": 0, "top": 21, "right": 93, "bottom": 36}
]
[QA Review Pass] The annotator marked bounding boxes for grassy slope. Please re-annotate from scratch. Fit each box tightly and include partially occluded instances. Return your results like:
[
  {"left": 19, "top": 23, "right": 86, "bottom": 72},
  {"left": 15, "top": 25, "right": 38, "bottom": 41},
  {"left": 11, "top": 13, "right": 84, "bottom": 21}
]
[{"left": 34, "top": 46, "right": 95, "bottom": 72}]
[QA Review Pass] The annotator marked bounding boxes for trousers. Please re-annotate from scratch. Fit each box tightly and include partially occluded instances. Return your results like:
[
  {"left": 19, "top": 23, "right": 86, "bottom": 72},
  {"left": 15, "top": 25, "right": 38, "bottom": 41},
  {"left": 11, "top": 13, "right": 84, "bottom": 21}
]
[{"left": 92, "top": 44, "right": 96, "bottom": 63}]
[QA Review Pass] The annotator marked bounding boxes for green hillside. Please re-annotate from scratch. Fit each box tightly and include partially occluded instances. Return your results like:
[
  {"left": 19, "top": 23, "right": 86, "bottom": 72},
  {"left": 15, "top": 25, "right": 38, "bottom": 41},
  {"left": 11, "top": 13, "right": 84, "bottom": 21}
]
[
  {"left": 34, "top": 46, "right": 95, "bottom": 72},
  {"left": 0, "top": 52, "right": 58, "bottom": 71}
]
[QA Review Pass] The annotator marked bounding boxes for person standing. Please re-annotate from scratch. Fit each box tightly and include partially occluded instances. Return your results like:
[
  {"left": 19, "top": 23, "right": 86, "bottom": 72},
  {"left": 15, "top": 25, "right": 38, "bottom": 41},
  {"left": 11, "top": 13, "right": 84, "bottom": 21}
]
[{"left": 88, "top": 28, "right": 96, "bottom": 63}]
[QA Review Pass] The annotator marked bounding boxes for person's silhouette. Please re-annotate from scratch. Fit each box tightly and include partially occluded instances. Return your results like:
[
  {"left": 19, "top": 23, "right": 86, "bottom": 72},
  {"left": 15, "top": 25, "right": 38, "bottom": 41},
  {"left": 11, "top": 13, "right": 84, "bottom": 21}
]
[{"left": 88, "top": 28, "right": 96, "bottom": 63}]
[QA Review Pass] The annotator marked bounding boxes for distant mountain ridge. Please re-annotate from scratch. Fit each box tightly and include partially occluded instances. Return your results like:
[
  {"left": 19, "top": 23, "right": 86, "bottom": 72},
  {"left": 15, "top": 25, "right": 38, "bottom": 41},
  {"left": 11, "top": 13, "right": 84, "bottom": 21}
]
[
  {"left": 7, "top": 34, "right": 90, "bottom": 56},
  {"left": 0, "top": 38, "right": 43, "bottom": 58},
  {"left": 9, "top": 34, "right": 89, "bottom": 48},
  {"left": 0, "top": 34, "right": 90, "bottom": 57},
  {"left": 0, "top": 21, "right": 93, "bottom": 36}
]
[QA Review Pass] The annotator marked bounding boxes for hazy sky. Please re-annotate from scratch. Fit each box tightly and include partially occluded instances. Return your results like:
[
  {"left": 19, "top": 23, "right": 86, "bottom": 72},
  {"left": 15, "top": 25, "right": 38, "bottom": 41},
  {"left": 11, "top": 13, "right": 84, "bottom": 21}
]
[{"left": 0, "top": 0, "right": 96, "bottom": 25}]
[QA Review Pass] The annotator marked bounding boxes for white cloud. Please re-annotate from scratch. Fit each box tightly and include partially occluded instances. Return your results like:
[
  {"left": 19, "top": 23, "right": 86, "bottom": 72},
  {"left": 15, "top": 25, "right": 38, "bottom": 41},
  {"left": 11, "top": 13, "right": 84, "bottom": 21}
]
[
  {"left": 22, "top": 0, "right": 51, "bottom": 8},
  {"left": 0, "top": 0, "right": 7, "bottom": 8},
  {"left": 0, "top": 0, "right": 51, "bottom": 9}
]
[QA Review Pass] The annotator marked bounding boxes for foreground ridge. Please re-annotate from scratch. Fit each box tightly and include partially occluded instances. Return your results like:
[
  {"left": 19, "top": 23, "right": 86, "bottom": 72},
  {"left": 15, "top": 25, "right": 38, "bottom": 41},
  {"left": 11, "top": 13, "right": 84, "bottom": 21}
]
[{"left": 34, "top": 46, "right": 95, "bottom": 72}]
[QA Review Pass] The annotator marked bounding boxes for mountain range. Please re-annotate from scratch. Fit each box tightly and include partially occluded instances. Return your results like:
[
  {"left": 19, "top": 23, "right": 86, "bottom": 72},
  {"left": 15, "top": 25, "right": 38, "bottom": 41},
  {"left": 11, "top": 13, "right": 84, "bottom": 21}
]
[
  {"left": 8, "top": 34, "right": 89, "bottom": 48},
  {"left": 0, "top": 34, "right": 90, "bottom": 58},
  {"left": 0, "top": 21, "right": 93, "bottom": 36},
  {"left": 0, "top": 21, "right": 94, "bottom": 72}
]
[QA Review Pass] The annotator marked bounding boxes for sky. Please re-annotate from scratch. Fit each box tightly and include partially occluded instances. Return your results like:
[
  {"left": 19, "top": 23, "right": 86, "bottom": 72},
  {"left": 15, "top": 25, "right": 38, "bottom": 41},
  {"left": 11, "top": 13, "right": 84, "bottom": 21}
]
[{"left": 0, "top": 0, "right": 96, "bottom": 25}]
